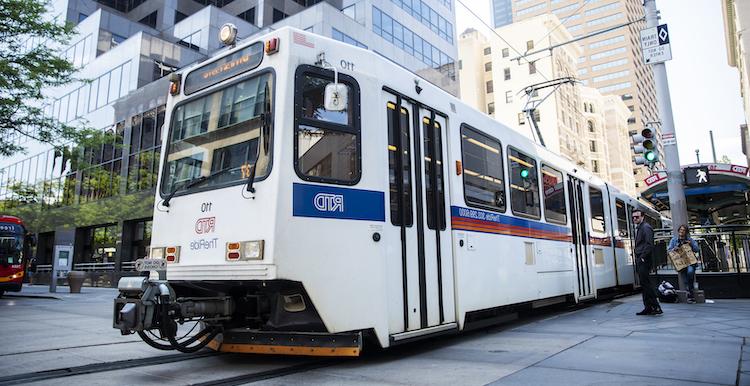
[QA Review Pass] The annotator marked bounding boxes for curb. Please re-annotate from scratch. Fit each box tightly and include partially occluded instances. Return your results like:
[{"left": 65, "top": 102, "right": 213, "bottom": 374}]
[{"left": 3, "top": 293, "right": 63, "bottom": 300}]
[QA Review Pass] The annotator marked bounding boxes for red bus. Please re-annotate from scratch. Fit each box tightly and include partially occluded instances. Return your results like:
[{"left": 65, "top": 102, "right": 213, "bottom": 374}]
[{"left": 0, "top": 215, "right": 33, "bottom": 297}]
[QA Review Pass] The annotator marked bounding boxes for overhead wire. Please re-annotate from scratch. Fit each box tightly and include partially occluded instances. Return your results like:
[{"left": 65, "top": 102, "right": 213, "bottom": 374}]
[{"left": 455, "top": 0, "right": 550, "bottom": 81}]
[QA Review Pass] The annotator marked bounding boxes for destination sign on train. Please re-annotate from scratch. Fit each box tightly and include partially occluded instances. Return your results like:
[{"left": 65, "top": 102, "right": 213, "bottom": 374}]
[{"left": 184, "top": 42, "right": 264, "bottom": 95}]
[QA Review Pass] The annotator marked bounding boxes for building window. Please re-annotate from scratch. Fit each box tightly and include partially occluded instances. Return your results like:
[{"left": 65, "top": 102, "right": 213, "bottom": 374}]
[
  {"left": 461, "top": 125, "right": 505, "bottom": 211},
  {"left": 485, "top": 62, "right": 492, "bottom": 72},
  {"left": 508, "top": 147, "right": 540, "bottom": 219},
  {"left": 273, "top": 8, "right": 288, "bottom": 23},
  {"left": 138, "top": 11, "right": 157, "bottom": 29},
  {"left": 502, "top": 48, "right": 509, "bottom": 58},
  {"left": 533, "top": 110, "right": 540, "bottom": 122},
  {"left": 589, "top": 187, "right": 606, "bottom": 232},
  {"left": 486, "top": 80, "right": 494, "bottom": 94},
  {"left": 505, "top": 90, "right": 512, "bottom": 103},
  {"left": 504, "top": 68, "right": 511, "bottom": 80},
  {"left": 542, "top": 165, "right": 566, "bottom": 224},
  {"left": 518, "top": 112, "right": 525, "bottom": 125},
  {"left": 526, "top": 40, "right": 534, "bottom": 50},
  {"left": 295, "top": 69, "right": 360, "bottom": 184},
  {"left": 592, "top": 159, "right": 599, "bottom": 172},
  {"left": 528, "top": 61, "right": 536, "bottom": 74},
  {"left": 588, "top": 120, "right": 595, "bottom": 132},
  {"left": 487, "top": 102, "right": 495, "bottom": 115},
  {"left": 484, "top": 47, "right": 491, "bottom": 55},
  {"left": 77, "top": 223, "right": 119, "bottom": 266},
  {"left": 175, "top": 10, "right": 188, "bottom": 23},
  {"left": 127, "top": 106, "right": 164, "bottom": 193},
  {"left": 627, "top": 117, "right": 636, "bottom": 124},
  {"left": 332, "top": 28, "right": 367, "bottom": 48},
  {"left": 589, "top": 140, "right": 597, "bottom": 152},
  {"left": 237, "top": 8, "right": 255, "bottom": 24},
  {"left": 78, "top": 13, "right": 88, "bottom": 22}
]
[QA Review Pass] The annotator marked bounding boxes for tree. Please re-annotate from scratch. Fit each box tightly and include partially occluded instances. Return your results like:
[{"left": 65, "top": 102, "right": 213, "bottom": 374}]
[
  {"left": 0, "top": 0, "right": 105, "bottom": 156},
  {"left": 720, "top": 155, "right": 732, "bottom": 164}
]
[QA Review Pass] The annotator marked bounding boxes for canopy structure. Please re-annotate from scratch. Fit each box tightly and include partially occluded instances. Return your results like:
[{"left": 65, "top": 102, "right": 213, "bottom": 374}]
[{"left": 641, "top": 163, "right": 750, "bottom": 225}]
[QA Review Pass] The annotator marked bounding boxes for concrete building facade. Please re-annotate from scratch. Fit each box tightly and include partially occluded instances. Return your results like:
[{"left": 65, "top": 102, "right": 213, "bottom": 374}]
[
  {"left": 723, "top": 0, "right": 750, "bottom": 167},
  {"left": 492, "top": 0, "right": 661, "bottom": 191},
  {"left": 0, "top": 0, "right": 457, "bottom": 285},
  {"left": 458, "top": 16, "right": 636, "bottom": 194}
]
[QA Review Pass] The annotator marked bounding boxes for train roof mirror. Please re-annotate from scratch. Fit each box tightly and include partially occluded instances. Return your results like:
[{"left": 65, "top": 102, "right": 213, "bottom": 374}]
[{"left": 324, "top": 83, "right": 347, "bottom": 112}]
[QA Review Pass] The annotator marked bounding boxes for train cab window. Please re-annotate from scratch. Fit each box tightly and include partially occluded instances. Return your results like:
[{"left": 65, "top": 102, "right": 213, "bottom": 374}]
[
  {"left": 589, "top": 187, "right": 606, "bottom": 233},
  {"left": 541, "top": 165, "right": 566, "bottom": 224},
  {"left": 508, "top": 147, "right": 540, "bottom": 219},
  {"left": 387, "top": 102, "right": 413, "bottom": 226},
  {"left": 616, "top": 199, "right": 629, "bottom": 237},
  {"left": 460, "top": 125, "right": 505, "bottom": 211},
  {"left": 162, "top": 72, "right": 273, "bottom": 196},
  {"left": 294, "top": 66, "right": 360, "bottom": 184}
]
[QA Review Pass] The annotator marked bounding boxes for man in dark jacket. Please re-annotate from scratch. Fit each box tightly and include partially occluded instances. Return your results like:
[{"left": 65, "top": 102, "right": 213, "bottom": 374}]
[{"left": 633, "top": 209, "right": 662, "bottom": 315}]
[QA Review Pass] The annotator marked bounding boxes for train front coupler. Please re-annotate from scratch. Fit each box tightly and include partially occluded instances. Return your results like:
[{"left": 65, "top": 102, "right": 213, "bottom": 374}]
[{"left": 113, "top": 277, "right": 233, "bottom": 352}]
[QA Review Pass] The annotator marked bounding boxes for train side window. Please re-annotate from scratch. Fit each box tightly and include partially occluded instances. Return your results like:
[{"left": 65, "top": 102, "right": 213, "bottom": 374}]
[
  {"left": 616, "top": 199, "right": 629, "bottom": 237},
  {"left": 387, "top": 102, "right": 413, "bottom": 226},
  {"left": 294, "top": 66, "right": 361, "bottom": 185},
  {"left": 508, "top": 147, "right": 540, "bottom": 219},
  {"left": 460, "top": 125, "right": 506, "bottom": 212},
  {"left": 589, "top": 187, "right": 606, "bottom": 233},
  {"left": 541, "top": 164, "right": 566, "bottom": 224}
]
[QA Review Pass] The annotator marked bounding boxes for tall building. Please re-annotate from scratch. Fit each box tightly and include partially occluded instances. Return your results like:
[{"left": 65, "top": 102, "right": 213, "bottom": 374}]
[
  {"left": 0, "top": 0, "right": 457, "bottom": 285},
  {"left": 458, "top": 16, "right": 636, "bottom": 194},
  {"left": 492, "top": 0, "right": 660, "bottom": 191}
]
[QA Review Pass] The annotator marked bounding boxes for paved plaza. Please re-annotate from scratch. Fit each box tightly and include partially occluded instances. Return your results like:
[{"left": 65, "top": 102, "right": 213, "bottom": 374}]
[{"left": 0, "top": 285, "right": 748, "bottom": 385}]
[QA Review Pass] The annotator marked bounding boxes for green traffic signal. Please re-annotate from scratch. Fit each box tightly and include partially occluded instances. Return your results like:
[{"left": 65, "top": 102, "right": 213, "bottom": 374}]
[
  {"left": 645, "top": 151, "right": 656, "bottom": 162},
  {"left": 520, "top": 169, "right": 529, "bottom": 179}
]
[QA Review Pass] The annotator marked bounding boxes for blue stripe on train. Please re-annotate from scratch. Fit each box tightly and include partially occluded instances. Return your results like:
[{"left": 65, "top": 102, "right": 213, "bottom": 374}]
[
  {"left": 451, "top": 206, "right": 570, "bottom": 234},
  {"left": 293, "top": 183, "right": 385, "bottom": 221}
]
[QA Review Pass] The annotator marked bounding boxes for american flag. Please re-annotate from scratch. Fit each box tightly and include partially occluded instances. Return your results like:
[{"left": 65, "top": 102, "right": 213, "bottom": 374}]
[{"left": 293, "top": 32, "right": 315, "bottom": 48}]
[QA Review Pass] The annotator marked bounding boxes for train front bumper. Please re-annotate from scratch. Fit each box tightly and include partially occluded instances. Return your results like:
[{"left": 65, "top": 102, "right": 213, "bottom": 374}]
[{"left": 206, "top": 329, "right": 362, "bottom": 357}]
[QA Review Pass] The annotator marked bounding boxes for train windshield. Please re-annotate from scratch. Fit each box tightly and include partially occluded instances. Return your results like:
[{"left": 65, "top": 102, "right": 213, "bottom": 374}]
[
  {"left": 161, "top": 72, "right": 273, "bottom": 196},
  {"left": 0, "top": 234, "right": 23, "bottom": 265}
]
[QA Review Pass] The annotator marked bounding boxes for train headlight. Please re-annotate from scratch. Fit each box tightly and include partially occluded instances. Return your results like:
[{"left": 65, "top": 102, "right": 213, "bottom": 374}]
[
  {"left": 150, "top": 247, "right": 165, "bottom": 259},
  {"left": 226, "top": 240, "right": 264, "bottom": 261},
  {"left": 242, "top": 240, "right": 264, "bottom": 260}
]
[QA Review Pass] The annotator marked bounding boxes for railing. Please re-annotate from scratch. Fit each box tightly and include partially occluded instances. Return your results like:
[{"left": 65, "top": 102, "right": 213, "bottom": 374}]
[
  {"left": 35, "top": 264, "right": 52, "bottom": 272},
  {"left": 654, "top": 225, "right": 750, "bottom": 274},
  {"left": 73, "top": 262, "right": 115, "bottom": 271}
]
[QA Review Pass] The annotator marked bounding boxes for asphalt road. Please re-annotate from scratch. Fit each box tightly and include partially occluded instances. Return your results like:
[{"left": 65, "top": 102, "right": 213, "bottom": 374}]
[{"left": 1, "top": 285, "right": 748, "bottom": 385}]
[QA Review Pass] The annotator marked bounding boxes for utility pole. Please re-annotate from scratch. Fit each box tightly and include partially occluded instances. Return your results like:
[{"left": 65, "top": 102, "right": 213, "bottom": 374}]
[
  {"left": 695, "top": 149, "right": 700, "bottom": 164},
  {"left": 709, "top": 130, "right": 717, "bottom": 163},
  {"left": 644, "top": 0, "right": 689, "bottom": 291}
]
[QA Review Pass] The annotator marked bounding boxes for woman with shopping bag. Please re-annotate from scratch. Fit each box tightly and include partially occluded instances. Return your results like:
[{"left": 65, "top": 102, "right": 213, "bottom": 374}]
[{"left": 668, "top": 225, "right": 700, "bottom": 300}]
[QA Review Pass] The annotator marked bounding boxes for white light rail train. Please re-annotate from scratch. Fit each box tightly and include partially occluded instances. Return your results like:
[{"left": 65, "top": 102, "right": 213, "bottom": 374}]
[{"left": 113, "top": 27, "right": 667, "bottom": 356}]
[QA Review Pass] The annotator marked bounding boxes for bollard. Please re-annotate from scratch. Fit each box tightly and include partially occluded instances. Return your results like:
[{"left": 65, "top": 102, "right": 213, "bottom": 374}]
[
  {"left": 67, "top": 271, "right": 85, "bottom": 293},
  {"left": 676, "top": 290, "right": 689, "bottom": 303},
  {"left": 694, "top": 290, "right": 705, "bottom": 304}
]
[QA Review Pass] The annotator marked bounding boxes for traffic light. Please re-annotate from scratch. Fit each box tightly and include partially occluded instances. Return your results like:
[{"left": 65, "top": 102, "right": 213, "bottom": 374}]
[{"left": 631, "top": 127, "right": 659, "bottom": 166}]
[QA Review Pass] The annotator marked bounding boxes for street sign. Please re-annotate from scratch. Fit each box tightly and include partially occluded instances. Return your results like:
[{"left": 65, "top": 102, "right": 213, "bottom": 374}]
[
  {"left": 640, "top": 24, "right": 672, "bottom": 64},
  {"left": 684, "top": 166, "right": 710, "bottom": 186},
  {"left": 135, "top": 258, "right": 167, "bottom": 272}
]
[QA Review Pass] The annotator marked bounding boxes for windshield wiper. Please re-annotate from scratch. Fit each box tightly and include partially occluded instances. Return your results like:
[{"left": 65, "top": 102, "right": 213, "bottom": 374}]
[
  {"left": 162, "top": 175, "right": 206, "bottom": 208},
  {"left": 246, "top": 86, "right": 271, "bottom": 195}
]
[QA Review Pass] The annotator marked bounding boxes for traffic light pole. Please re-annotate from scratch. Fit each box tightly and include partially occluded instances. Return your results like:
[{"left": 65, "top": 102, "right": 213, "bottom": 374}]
[{"left": 644, "top": 0, "right": 689, "bottom": 290}]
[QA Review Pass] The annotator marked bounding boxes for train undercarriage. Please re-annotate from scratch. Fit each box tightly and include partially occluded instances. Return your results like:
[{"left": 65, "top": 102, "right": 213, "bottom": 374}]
[{"left": 113, "top": 277, "right": 362, "bottom": 356}]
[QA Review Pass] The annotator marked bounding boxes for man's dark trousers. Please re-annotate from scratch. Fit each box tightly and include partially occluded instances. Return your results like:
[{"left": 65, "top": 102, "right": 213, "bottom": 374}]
[{"left": 637, "top": 260, "right": 659, "bottom": 311}]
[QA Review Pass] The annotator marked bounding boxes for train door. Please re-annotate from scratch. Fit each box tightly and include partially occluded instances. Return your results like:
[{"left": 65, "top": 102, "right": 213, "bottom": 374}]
[
  {"left": 614, "top": 199, "right": 635, "bottom": 286},
  {"left": 567, "top": 176, "right": 595, "bottom": 300},
  {"left": 385, "top": 92, "right": 455, "bottom": 338}
]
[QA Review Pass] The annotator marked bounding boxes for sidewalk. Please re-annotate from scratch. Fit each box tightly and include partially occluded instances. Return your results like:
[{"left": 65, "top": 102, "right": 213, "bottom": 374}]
[{"left": 3, "top": 283, "right": 119, "bottom": 300}]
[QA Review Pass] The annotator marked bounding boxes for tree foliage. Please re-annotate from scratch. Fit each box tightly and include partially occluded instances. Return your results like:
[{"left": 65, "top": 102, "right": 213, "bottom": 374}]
[{"left": 0, "top": 0, "right": 107, "bottom": 156}]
